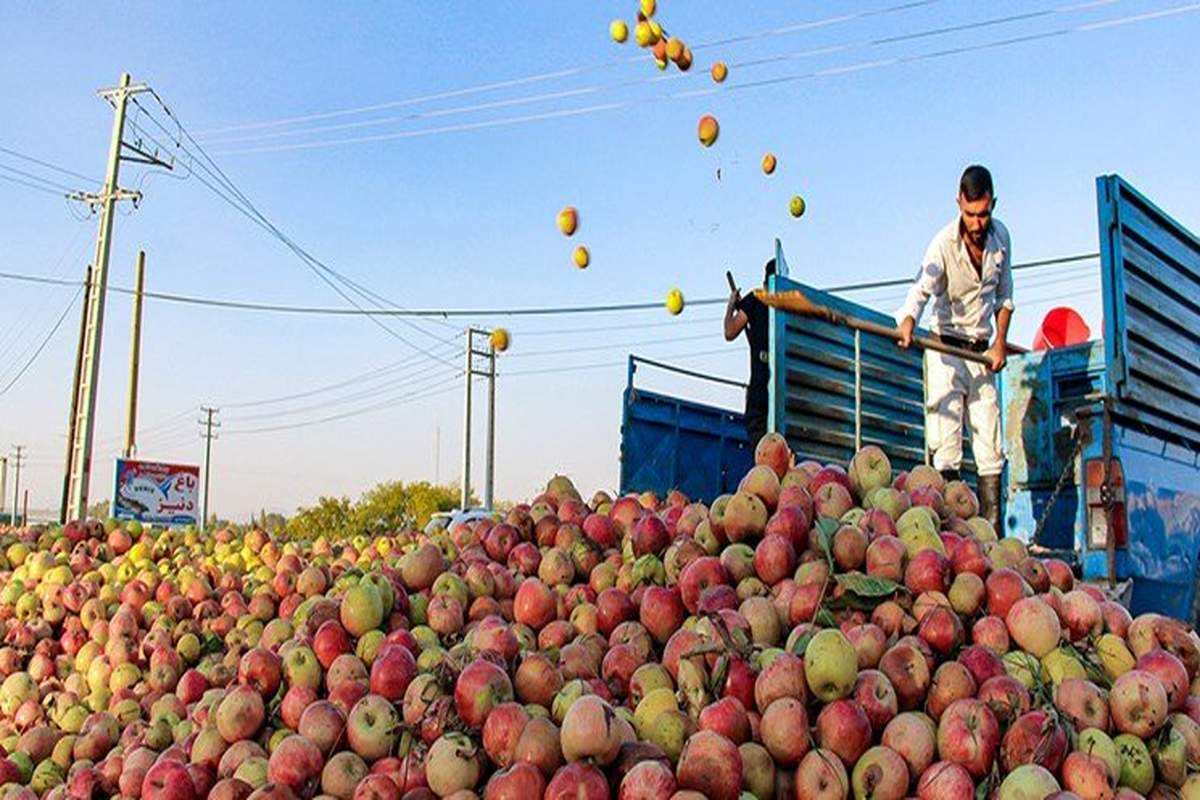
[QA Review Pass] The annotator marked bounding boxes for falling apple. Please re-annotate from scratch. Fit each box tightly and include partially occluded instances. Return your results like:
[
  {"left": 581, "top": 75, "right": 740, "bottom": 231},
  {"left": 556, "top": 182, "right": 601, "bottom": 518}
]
[
  {"left": 490, "top": 328, "right": 510, "bottom": 352},
  {"left": 556, "top": 206, "right": 578, "bottom": 237},
  {"left": 761, "top": 153, "right": 777, "bottom": 175},
  {"left": 665, "top": 289, "right": 684, "bottom": 316},
  {"left": 610, "top": 19, "right": 628, "bottom": 43},
  {"left": 572, "top": 245, "right": 590, "bottom": 269},
  {"left": 711, "top": 61, "right": 728, "bottom": 83},
  {"left": 634, "top": 20, "right": 654, "bottom": 47},
  {"left": 697, "top": 114, "right": 719, "bottom": 148},
  {"left": 790, "top": 195, "right": 806, "bottom": 218}
]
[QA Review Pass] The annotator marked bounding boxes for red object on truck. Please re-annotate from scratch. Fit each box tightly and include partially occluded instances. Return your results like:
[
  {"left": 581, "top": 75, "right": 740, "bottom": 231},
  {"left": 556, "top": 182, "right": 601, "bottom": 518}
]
[{"left": 1032, "top": 306, "right": 1091, "bottom": 350}]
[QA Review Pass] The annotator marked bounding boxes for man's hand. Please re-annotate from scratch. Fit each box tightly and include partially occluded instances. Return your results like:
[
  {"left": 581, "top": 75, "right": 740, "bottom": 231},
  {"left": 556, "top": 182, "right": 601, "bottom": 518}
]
[
  {"left": 986, "top": 340, "right": 1007, "bottom": 372},
  {"left": 897, "top": 317, "right": 915, "bottom": 349},
  {"left": 728, "top": 287, "right": 740, "bottom": 308}
]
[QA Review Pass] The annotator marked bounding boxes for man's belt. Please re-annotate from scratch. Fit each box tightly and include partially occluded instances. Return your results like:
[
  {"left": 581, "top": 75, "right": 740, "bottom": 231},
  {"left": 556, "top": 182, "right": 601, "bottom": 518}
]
[{"left": 935, "top": 333, "right": 989, "bottom": 353}]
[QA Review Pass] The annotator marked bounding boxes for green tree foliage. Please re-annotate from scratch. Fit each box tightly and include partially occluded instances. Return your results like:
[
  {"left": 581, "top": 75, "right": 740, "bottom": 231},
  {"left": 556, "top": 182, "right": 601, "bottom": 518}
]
[
  {"left": 284, "top": 496, "right": 353, "bottom": 541},
  {"left": 284, "top": 481, "right": 469, "bottom": 541}
]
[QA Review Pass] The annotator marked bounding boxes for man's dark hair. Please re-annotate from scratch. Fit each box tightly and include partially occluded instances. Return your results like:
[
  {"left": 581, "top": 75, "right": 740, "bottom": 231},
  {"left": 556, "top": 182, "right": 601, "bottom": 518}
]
[
  {"left": 764, "top": 258, "right": 777, "bottom": 278},
  {"left": 960, "top": 165, "right": 994, "bottom": 201}
]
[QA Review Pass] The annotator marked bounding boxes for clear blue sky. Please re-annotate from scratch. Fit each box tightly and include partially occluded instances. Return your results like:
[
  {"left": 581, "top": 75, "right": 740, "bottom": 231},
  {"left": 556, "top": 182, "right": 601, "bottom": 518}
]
[{"left": 1, "top": 1, "right": 1197, "bottom": 520}]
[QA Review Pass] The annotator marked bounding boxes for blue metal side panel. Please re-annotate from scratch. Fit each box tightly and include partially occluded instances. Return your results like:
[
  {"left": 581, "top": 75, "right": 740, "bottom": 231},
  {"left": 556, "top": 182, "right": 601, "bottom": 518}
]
[
  {"left": 767, "top": 267, "right": 969, "bottom": 474},
  {"left": 1001, "top": 342, "right": 1107, "bottom": 547},
  {"left": 1079, "top": 425, "right": 1200, "bottom": 620},
  {"left": 1097, "top": 175, "right": 1200, "bottom": 447},
  {"left": 619, "top": 386, "right": 752, "bottom": 503}
]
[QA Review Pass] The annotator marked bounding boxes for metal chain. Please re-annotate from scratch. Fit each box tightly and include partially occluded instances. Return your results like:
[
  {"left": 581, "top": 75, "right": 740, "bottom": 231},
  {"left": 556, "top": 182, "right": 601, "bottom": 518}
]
[{"left": 1031, "top": 423, "right": 1087, "bottom": 545}]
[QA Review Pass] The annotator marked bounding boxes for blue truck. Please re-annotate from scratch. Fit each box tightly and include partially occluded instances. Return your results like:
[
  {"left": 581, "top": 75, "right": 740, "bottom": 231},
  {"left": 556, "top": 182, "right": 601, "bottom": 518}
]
[{"left": 619, "top": 175, "right": 1200, "bottom": 620}]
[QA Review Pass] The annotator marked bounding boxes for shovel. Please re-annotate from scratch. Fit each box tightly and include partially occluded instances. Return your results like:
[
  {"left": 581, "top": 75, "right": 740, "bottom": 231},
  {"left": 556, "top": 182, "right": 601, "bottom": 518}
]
[{"left": 754, "top": 287, "right": 994, "bottom": 367}]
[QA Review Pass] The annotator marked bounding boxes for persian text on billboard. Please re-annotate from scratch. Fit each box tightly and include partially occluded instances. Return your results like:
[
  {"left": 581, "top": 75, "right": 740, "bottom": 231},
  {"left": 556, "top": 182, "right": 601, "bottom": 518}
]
[{"left": 112, "top": 459, "right": 200, "bottom": 526}]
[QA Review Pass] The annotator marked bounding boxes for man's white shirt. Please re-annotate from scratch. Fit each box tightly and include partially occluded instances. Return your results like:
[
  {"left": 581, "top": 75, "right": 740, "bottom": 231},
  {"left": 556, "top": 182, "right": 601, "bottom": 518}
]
[{"left": 896, "top": 217, "right": 1014, "bottom": 342}]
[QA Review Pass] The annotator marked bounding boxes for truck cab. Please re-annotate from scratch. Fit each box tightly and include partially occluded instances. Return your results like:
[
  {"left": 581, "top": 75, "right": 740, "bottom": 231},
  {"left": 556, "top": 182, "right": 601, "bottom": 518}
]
[{"left": 619, "top": 175, "right": 1200, "bottom": 620}]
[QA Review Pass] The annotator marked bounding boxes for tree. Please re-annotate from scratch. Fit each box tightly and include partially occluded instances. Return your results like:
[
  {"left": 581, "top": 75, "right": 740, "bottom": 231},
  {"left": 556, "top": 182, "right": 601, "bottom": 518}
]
[
  {"left": 351, "top": 480, "right": 462, "bottom": 534},
  {"left": 87, "top": 500, "right": 110, "bottom": 521},
  {"left": 283, "top": 481, "right": 469, "bottom": 541},
  {"left": 285, "top": 496, "right": 353, "bottom": 541}
]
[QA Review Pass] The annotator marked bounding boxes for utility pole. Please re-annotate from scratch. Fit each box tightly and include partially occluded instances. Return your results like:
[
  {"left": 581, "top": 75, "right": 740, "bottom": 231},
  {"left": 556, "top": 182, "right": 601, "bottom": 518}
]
[
  {"left": 199, "top": 407, "right": 219, "bottom": 530},
  {"left": 63, "top": 72, "right": 171, "bottom": 522},
  {"left": 461, "top": 330, "right": 474, "bottom": 510},
  {"left": 11, "top": 446, "right": 25, "bottom": 527},
  {"left": 0, "top": 456, "right": 7, "bottom": 521},
  {"left": 62, "top": 264, "right": 94, "bottom": 523},
  {"left": 461, "top": 328, "right": 500, "bottom": 511},
  {"left": 124, "top": 250, "right": 146, "bottom": 459},
  {"left": 485, "top": 343, "right": 496, "bottom": 511}
]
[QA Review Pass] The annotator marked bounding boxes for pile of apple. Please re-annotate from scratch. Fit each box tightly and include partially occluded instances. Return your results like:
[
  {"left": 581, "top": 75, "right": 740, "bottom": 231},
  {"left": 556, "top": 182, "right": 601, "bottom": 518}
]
[{"left": 2, "top": 437, "right": 1200, "bottom": 799}]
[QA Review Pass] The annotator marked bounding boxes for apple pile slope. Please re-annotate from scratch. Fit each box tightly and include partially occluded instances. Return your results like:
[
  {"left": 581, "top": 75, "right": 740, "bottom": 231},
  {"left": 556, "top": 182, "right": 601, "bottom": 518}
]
[{"left": 0, "top": 435, "right": 1199, "bottom": 798}]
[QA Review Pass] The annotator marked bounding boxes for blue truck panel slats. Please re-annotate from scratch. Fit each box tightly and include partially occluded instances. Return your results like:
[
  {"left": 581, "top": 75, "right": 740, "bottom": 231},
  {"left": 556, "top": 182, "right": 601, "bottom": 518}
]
[
  {"left": 619, "top": 376, "right": 752, "bottom": 504},
  {"left": 768, "top": 268, "right": 975, "bottom": 476},
  {"left": 1097, "top": 174, "right": 1200, "bottom": 449}
]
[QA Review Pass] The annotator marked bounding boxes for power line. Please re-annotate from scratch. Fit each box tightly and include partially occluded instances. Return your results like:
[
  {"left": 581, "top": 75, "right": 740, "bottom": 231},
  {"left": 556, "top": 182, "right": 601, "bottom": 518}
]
[
  {"left": 0, "top": 171, "right": 71, "bottom": 198},
  {"left": 219, "top": 343, "right": 461, "bottom": 409},
  {"left": 0, "top": 225, "right": 92, "bottom": 370},
  {"left": 127, "top": 95, "right": 463, "bottom": 362},
  {"left": 0, "top": 284, "right": 85, "bottom": 397},
  {"left": 222, "top": 373, "right": 465, "bottom": 435},
  {"left": 0, "top": 163, "right": 80, "bottom": 194},
  {"left": 208, "top": 1, "right": 1194, "bottom": 157},
  {"left": 0, "top": 252, "right": 1100, "bottom": 317},
  {"left": 202, "top": 1, "right": 1107, "bottom": 150},
  {"left": 194, "top": 0, "right": 945, "bottom": 139},
  {"left": 223, "top": 361, "right": 461, "bottom": 422},
  {"left": 0, "top": 145, "right": 100, "bottom": 184}
]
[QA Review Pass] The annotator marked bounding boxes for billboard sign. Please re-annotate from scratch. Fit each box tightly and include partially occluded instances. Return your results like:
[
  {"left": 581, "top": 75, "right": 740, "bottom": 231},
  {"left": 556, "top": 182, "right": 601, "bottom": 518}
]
[{"left": 112, "top": 459, "right": 200, "bottom": 526}]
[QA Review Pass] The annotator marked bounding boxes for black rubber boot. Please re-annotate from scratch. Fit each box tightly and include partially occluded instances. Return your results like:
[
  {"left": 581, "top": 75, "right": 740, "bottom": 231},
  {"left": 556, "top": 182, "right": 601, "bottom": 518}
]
[
  {"left": 979, "top": 474, "right": 1002, "bottom": 537},
  {"left": 939, "top": 468, "right": 961, "bottom": 484}
]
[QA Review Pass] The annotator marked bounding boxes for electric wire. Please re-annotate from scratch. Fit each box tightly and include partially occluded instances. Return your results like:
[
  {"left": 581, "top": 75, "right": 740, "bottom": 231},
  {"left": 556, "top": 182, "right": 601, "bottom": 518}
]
[
  {"left": 207, "top": 2, "right": 1195, "bottom": 157},
  {"left": 194, "top": 0, "right": 946, "bottom": 138},
  {"left": 201, "top": 1, "right": 1114, "bottom": 149},
  {"left": 125, "top": 97, "right": 464, "bottom": 362},
  {"left": 132, "top": 99, "right": 462, "bottom": 340},
  {"left": 0, "top": 145, "right": 100, "bottom": 185},
  {"left": 0, "top": 172, "right": 71, "bottom": 198},
  {"left": 0, "top": 284, "right": 85, "bottom": 397},
  {"left": 222, "top": 373, "right": 465, "bottom": 435},
  {"left": 0, "top": 252, "right": 1101, "bottom": 317},
  {"left": 0, "top": 225, "right": 92, "bottom": 369},
  {"left": 0, "top": 163, "right": 79, "bottom": 194},
  {"left": 222, "top": 361, "right": 462, "bottom": 423}
]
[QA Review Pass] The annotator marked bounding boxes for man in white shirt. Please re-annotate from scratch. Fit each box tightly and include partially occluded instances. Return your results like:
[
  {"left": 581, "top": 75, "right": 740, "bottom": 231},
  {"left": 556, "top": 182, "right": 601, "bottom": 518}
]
[{"left": 896, "top": 165, "right": 1013, "bottom": 534}]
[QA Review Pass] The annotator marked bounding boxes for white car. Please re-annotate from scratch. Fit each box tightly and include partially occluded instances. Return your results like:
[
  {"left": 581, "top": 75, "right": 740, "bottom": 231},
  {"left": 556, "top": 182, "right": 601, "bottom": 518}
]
[{"left": 426, "top": 507, "right": 500, "bottom": 534}]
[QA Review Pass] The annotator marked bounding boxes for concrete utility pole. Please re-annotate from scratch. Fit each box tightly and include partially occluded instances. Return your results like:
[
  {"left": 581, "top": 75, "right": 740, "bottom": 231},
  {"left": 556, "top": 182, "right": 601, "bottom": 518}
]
[
  {"left": 485, "top": 344, "right": 496, "bottom": 511},
  {"left": 461, "top": 330, "right": 474, "bottom": 510},
  {"left": 0, "top": 456, "right": 7, "bottom": 520},
  {"left": 124, "top": 250, "right": 146, "bottom": 459},
  {"left": 63, "top": 73, "right": 170, "bottom": 522},
  {"left": 461, "top": 328, "right": 501, "bottom": 511},
  {"left": 11, "top": 446, "right": 25, "bottom": 527},
  {"left": 62, "top": 265, "right": 93, "bottom": 523},
  {"left": 199, "top": 407, "right": 220, "bottom": 530}
]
